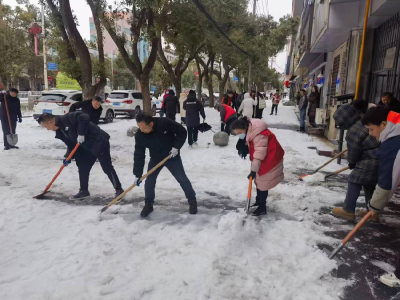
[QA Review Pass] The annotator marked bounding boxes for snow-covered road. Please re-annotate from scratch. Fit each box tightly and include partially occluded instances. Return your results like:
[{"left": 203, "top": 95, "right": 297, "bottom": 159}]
[{"left": 0, "top": 101, "right": 350, "bottom": 299}]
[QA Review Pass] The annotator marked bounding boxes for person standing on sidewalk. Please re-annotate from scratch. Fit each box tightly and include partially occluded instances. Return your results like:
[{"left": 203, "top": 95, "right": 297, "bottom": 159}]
[
  {"left": 331, "top": 100, "right": 380, "bottom": 222},
  {"left": 0, "top": 88, "right": 22, "bottom": 150},
  {"left": 164, "top": 90, "right": 179, "bottom": 121},
  {"left": 270, "top": 90, "right": 281, "bottom": 116},
  {"left": 183, "top": 90, "right": 206, "bottom": 148},
  {"left": 298, "top": 89, "right": 308, "bottom": 133},
  {"left": 307, "top": 86, "right": 320, "bottom": 125},
  {"left": 133, "top": 112, "right": 197, "bottom": 217}
]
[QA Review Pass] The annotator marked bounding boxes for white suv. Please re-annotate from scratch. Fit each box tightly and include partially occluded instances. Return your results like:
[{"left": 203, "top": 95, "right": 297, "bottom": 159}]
[
  {"left": 106, "top": 90, "right": 158, "bottom": 117},
  {"left": 33, "top": 90, "right": 115, "bottom": 123}
]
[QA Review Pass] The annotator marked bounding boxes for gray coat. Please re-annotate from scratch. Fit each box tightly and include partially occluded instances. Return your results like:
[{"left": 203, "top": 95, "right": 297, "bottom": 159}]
[{"left": 299, "top": 95, "right": 308, "bottom": 110}]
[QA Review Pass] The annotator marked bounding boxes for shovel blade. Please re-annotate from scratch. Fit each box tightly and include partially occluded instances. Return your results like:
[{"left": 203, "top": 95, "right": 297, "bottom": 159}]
[
  {"left": 323, "top": 247, "right": 343, "bottom": 267},
  {"left": 7, "top": 134, "right": 18, "bottom": 146},
  {"left": 33, "top": 190, "right": 50, "bottom": 199}
]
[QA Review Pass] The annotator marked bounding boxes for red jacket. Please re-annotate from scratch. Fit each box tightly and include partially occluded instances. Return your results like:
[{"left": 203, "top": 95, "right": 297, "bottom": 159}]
[
  {"left": 249, "top": 128, "right": 285, "bottom": 176},
  {"left": 221, "top": 104, "right": 236, "bottom": 122}
]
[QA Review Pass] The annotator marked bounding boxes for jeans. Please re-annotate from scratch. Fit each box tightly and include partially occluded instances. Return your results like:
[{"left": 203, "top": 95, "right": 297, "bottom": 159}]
[
  {"left": 75, "top": 141, "right": 122, "bottom": 191},
  {"left": 256, "top": 189, "right": 268, "bottom": 208},
  {"left": 1, "top": 119, "right": 17, "bottom": 148},
  {"left": 166, "top": 113, "right": 176, "bottom": 121},
  {"left": 144, "top": 156, "right": 196, "bottom": 205},
  {"left": 343, "top": 182, "right": 375, "bottom": 213},
  {"left": 187, "top": 126, "right": 199, "bottom": 146},
  {"left": 299, "top": 108, "right": 307, "bottom": 129},
  {"left": 271, "top": 104, "right": 278, "bottom": 115}
]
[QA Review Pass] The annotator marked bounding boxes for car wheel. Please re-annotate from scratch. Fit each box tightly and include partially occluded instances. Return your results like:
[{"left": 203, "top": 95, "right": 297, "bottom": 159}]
[
  {"left": 134, "top": 106, "right": 141, "bottom": 117},
  {"left": 152, "top": 105, "right": 157, "bottom": 116},
  {"left": 104, "top": 110, "right": 114, "bottom": 123}
]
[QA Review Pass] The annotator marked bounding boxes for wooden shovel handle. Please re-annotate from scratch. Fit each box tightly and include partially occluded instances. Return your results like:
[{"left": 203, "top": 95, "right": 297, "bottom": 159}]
[
  {"left": 315, "top": 149, "right": 348, "bottom": 173},
  {"left": 325, "top": 166, "right": 349, "bottom": 179},
  {"left": 247, "top": 177, "right": 253, "bottom": 199},
  {"left": 3, "top": 94, "right": 13, "bottom": 133},
  {"left": 342, "top": 211, "right": 372, "bottom": 245}
]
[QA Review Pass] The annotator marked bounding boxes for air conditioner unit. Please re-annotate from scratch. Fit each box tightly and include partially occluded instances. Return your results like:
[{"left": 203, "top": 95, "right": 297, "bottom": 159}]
[{"left": 315, "top": 108, "right": 327, "bottom": 125}]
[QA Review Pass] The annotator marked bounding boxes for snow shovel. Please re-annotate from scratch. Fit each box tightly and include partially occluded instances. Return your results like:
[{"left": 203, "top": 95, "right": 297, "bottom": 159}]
[
  {"left": 100, "top": 155, "right": 172, "bottom": 214},
  {"left": 3, "top": 94, "right": 18, "bottom": 146},
  {"left": 324, "top": 166, "right": 349, "bottom": 180},
  {"left": 299, "top": 149, "right": 348, "bottom": 180},
  {"left": 33, "top": 143, "right": 80, "bottom": 199},
  {"left": 246, "top": 177, "right": 253, "bottom": 214},
  {"left": 325, "top": 211, "right": 372, "bottom": 260}
]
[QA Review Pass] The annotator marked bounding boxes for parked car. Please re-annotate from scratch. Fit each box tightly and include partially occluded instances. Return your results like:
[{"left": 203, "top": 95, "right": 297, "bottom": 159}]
[
  {"left": 106, "top": 90, "right": 158, "bottom": 118},
  {"left": 33, "top": 90, "right": 115, "bottom": 123}
]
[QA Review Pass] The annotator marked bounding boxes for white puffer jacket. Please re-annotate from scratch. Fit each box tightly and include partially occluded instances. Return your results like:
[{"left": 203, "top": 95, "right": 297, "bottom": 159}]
[{"left": 238, "top": 93, "right": 257, "bottom": 118}]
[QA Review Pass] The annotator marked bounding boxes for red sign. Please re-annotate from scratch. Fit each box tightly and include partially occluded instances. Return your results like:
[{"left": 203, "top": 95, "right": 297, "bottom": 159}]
[
  {"left": 28, "top": 23, "right": 42, "bottom": 35},
  {"left": 47, "top": 76, "right": 52, "bottom": 83},
  {"left": 284, "top": 80, "right": 290, "bottom": 88}
]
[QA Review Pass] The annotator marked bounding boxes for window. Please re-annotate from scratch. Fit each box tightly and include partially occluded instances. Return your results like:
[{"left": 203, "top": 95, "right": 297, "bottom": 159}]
[
  {"left": 132, "top": 93, "right": 142, "bottom": 100},
  {"left": 90, "top": 23, "right": 95, "bottom": 31},
  {"left": 124, "top": 28, "right": 131, "bottom": 35},
  {"left": 109, "top": 93, "right": 128, "bottom": 99},
  {"left": 117, "top": 25, "right": 121, "bottom": 32},
  {"left": 71, "top": 93, "right": 83, "bottom": 102},
  {"left": 90, "top": 35, "right": 96, "bottom": 42},
  {"left": 39, "top": 94, "right": 67, "bottom": 102}
]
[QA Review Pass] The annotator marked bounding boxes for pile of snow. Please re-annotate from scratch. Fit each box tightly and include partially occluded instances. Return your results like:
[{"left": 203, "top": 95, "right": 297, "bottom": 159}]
[{"left": 302, "top": 172, "right": 326, "bottom": 183}]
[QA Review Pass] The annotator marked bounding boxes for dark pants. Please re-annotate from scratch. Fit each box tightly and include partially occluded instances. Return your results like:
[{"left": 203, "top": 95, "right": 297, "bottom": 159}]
[
  {"left": 256, "top": 109, "right": 264, "bottom": 119},
  {"left": 344, "top": 182, "right": 375, "bottom": 213},
  {"left": 187, "top": 126, "right": 199, "bottom": 146},
  {"left": 271, "top": 104, "right": 278, "bottom": 115},
  {"left": 75, "top": 141, "right": 122, "bottom": 192},
  {"left": 221, "top": 118, "right": 236, "bottom": 136},
  {"left": 256, "top": 189, "right": 268, "bottom": 207},
  {"left": 1, "top": 119, "right": 17, "bottom": 148},
  {"left": 309, "top": 116, "right": 315, "bottom": 124},
  {"left": 181, "top": 117, "right": 186, "bottom": 124},
  {"left": 144, "top": 156, "right": 196, "bottom": 205},
  {"left": 166, "top": 113, "right": 176, "bottom": 121}
]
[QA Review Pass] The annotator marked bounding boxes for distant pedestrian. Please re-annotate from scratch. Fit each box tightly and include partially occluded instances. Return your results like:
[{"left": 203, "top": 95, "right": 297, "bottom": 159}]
[
  {"left": 238, "top": 93, "right": 257, "bottom": 119},
  {"left": 231, "top": 117, "right": 285, "bottom": 216},
  {"left": 179, "top": 92, "right": 188, "bottom": 125},
  {"left": 0, "top": 88, "right": 22, "bottom": 150},
  {"left": 215, "top": 103, "right": 237, "bottom": 135},
  {"left": 256, "top": 92, "right": 266, "bottom": 118},
  {"left": 164, "top": 90, "right": 179, "bottom": 121},
  {"left": 270, "top": 90, "right": 281, "bottom": 116},
  {"left": 183, "top": 90, "right": 206, "bottom": 148},
  {"left": 307, "top": 86, "right": 320, "bottom": 125},
  {"left": 298, "top": 89, "right": 308, "bottom": 133},
  {"left": 379, "top": 92, "right": 400, "bottom": 113}
]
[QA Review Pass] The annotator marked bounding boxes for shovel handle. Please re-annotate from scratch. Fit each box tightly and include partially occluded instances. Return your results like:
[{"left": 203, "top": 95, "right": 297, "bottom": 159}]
[
  {"left": 41, "top": 143, "right": 80, "bottom": 195},
  {"left": 3, "top": 94, "right": 14, "bottom": 133},
  {"left": 246, "top": 177, "right": 253, "bottom": 213},
  {"left": 342, "top": 211, "right": 372, "bottom": 245},
  {"left": 101, "top": 155, "right": 172, "bottom": 213},
  {"left": 325, "top": 166, "right": 349, "bottom": 179},
  {"left": 314, "top": 149, "right": 348, "bottom": 173}
]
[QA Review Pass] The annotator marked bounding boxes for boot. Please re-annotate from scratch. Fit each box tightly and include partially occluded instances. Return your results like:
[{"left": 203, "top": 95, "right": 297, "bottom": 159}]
[
  {"left": 189, "top": 203, "right": 197, "bottom": 215},
  {"left": 358, "top": 209, "right": 380, "bottom": 223},
  {"left": 380, "top": 273, "right": 400, "bottom": 287},
  {"left": 115, "top": 189, "right": 124, "bottom": 198},
  {"left": 4, "top": 146, "right": 10, "bottom": 151},
  {"left": 251, "top": 198, "right": 261, "bottom": 207},
  {"left": 72, "top": 190, "right": 90, "bottom": 200},
  {"left": 141, "top": 203, "right": 154, "bottom": 217},
  {"left": 332, "top": 207, "right": 355, "bottom": 221},
  {"left": 252, "top": 205, "right": 267, "bottom": 216}
]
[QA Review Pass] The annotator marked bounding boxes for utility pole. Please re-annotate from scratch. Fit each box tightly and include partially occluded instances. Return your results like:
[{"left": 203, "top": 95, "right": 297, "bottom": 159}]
[
  {"left": 248, "top": 0, "right": 257, "bottom": 92},
  {"left": 42, "top": 5, "right": 48, "bottom": 91}
]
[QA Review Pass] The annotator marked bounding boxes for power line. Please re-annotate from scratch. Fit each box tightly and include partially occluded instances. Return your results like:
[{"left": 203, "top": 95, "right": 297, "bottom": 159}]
[{"left": 191, "top": 0, "right": 249, "bottom": 56}]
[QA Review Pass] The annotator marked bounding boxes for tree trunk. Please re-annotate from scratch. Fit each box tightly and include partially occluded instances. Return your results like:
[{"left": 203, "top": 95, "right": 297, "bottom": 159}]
[
  {"left": 174, "top": 77, "right": 182, "bottom": 98},
  {"left": 140, "top": 74, "right": 152, "bottom": 113},
  {"left": 195, "top": 58, "right": 203, "bottom": 101}
]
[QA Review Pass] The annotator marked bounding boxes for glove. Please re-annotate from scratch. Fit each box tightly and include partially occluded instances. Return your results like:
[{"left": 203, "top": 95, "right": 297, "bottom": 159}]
[
  {"left": 348, "top": 163, "right": 356, "bottom": 170},
  {"left": 247, "top": 171, "right": 256, "bottom": 180},
  {"left": 170, "top": 147, "right": 179, "bottom": 158},
  {"left": 77, "top": 135, "right": 85, "bottom": 144},
  {"left": 63, "top": 159, "right": 71, "bottom": 167},
  {"left": 134, "top": 177, "right": 141, "bottom": 187},
  {"left": 18, "top": 118, "right": 22, "bottom": 123}
]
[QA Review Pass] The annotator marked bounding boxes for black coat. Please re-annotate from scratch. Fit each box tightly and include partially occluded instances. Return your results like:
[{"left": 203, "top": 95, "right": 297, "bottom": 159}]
[
  {"left": 55, "top": 111, "right": 110, "bottom": 156},
  {"left": 183, "top": 94, "right": 206, "bottom": 127},
  {"left": 0, "top": 93, "right": 22, "bottom": 123},
  {"left": 133, "top": 117, "right": 187, "bottom": 177},
  {"left": 164, "top": 94, "right": 179, "bottom": 115},
  {"left": 378, "top": 99, "right": 400, "bottom": 113},
  {"left": 69, "top": 100, "right": 102, "bottom": 125}
]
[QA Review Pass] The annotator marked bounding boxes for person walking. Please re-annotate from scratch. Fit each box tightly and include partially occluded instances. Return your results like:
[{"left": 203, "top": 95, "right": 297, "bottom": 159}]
[
  {"left": 183, "top": 90, "right": 206, "bottom": 148},
  {"left": 179, "top": 91, "right": 188, "bottom": 125},
  {"left": 0, "top": 88, "right": 22, "bottom": 150},
  {"left": 133, "top": 112, "right": 197, "bottom": 217},
  {"left": 164, "top": 90, "right": 179, "bottom": 121},
  {"left": 307, "top": 86, "right": 320, "bottom": 125},
  {"left": 215, "top": 103, "right": 237, "bottom": 135},
  {"left": 231, "top": 117, "right": 285, "bottom": 216},
  {"left": 238, "top": 93, "right": 257, "bottom": 119},
  {"left": 69, "top": 96, "right": 103, "bottom": 125},
  {"left": 38, "top": 112, "right": 124, "bottom": 200},
  {"left": 270, "top": 90, "right": 281, "bottom": 116},
  {"left": 331, "top": 100, "right": 380, "bottom": 222},
  {"left": 298, "top": 89, "right": 308, "bottom": 133}
]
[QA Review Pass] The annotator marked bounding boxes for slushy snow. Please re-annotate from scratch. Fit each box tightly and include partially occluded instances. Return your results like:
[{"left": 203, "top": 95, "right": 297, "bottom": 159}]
[
  {"left": 0, "top": 102, "right": 349, "bottom": 299},
  {"left": 302, "top": 172, "right": 326, "bottom": 183}
]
